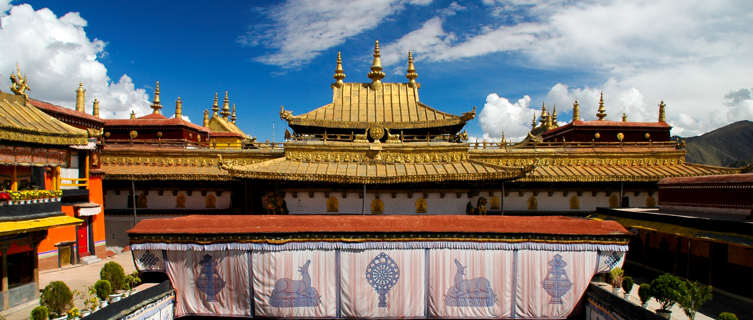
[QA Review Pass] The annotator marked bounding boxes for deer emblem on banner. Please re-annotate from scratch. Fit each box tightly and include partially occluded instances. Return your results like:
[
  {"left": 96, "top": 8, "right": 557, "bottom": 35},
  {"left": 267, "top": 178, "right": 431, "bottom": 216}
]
[
  {"left": 270, "top": 260, "right": 321, "bottom": 307},
  {"left": 445, "top": 259, "right": 497, "bottom": 307}
]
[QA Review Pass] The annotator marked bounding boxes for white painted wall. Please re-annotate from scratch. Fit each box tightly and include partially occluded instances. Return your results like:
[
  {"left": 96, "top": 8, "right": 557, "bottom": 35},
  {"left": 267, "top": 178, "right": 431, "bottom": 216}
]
[{"left": 104, "top": 189, "right": 231, "bottom": 210}]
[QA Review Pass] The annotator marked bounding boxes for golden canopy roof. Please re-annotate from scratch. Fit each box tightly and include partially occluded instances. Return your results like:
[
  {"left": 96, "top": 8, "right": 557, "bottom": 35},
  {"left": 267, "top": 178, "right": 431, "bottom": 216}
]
[{"left": 0, "top": 91, "right": 88, "bottom": 146}]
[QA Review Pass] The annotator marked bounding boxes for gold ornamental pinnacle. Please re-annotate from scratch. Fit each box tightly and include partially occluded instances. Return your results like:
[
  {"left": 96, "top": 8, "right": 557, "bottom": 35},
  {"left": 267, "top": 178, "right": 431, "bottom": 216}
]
[
  {"left": 151, "top": 81, "right": 162, "bottom": 114},
  {"left": 596, "top": 92, "right": 607, "bottom": 120},
  {"left": 572, "top": 100, "right": 580, "bottom": 122},
  {"left": 406, "top": 51, "right": 418, "bottom": 88},
  {"left": 333, "top": 51, "right": 346, "bottom": 88},
  {"left": 367, "top": 40, "right": 385, "bottom": 86}
]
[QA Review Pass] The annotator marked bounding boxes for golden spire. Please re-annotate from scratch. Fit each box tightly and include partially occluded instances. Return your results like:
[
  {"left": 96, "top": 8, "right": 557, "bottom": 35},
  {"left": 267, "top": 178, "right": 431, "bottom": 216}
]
[
  {"left": 658, "top": 100, "right": 666, "bottom": 122},
  {"left": 333, "top": 51, "right": 346, "bottom": 88},
  {"left": 221, "top": 90, "right": 231, "bottom": 119},
  {"left": 551, "top": 105, "right": 558, "bottom": 126},
  {"left": 572, "top": 100, "right": 580, "bottom": 122},
  {"left": 175, "top": 97, "right": 183, "bottom": 119},
  {"left": 76, "top": 83, "right": 86, "bottom": 112},
  {"left": 151, "top": 81, "right": 162, "bottom": 114},
  {"left": 203, "top": 109, "right": 209, "bottom": 127},
  {"left": 92, "top": 98, "right": 100, "bottom": 118},
  {"left": 406, "top": 51, "right": 418, "bottom": 88},
  {"left": 130, "top": 110, "right": 136, "bottom": 119},
  {"left": 367, "top": 40, "right": 385, "bottom": 86},
  {"left": 596, "top": 91, "right": 607, "bottom": 120},
  {"left": 212, "top": 92, "right": 219, "bottom": 116},
  {"left": 622, "top": 113, "right": 627, "bottom": 122},
  {"left": 539, "top": 102, "right": 548, "bottom": 125},
  {"left": 231, "top": 104, "right": 237, "bottom": 124},
  {"left": 532, "top": 112, "right": 537, "bottom": 128}
]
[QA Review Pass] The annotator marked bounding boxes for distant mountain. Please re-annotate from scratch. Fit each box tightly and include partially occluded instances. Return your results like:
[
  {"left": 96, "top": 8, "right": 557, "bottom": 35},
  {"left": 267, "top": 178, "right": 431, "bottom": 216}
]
[{"left": 683, "top": 120, "right": 753, "bottom": 167}]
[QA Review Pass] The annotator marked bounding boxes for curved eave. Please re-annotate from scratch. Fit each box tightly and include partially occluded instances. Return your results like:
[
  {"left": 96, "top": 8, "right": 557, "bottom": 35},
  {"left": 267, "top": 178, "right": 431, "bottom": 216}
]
[{"left": 286, "top": 117, "right": 468, "bottom": 130}]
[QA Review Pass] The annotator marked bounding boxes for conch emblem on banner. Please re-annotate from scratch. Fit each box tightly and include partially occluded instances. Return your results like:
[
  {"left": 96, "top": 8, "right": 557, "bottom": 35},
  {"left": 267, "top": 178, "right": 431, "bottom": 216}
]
[
  {"left": 445, "top": 259, "right": 497, "bottom": 307},
  {"left": 365, "top": 252, "right": 400, "bottom": 308},
  {"left": 196, "top": 254, "right": 225, "bottom": 302},
  {"left": 541, "top": 254, "right": 571, "bottom": 304},
  {"left": 270, "top": 260, "right": 321, "bottom": 307}
]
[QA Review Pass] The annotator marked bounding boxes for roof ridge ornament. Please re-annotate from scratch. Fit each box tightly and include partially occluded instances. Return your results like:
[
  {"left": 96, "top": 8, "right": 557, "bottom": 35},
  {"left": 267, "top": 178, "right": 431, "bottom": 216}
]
[
  {"left": 596, "top": 92, "right": 607, "bottom": 120},
  {"left": 406, "top": 51, "right": 419, "bottom": 88},
  {"left": 367, "top": 40, "right": 385, "bottom": 86},
  {"left": 93, "top": 98, "right": 100, "bottom": 118},
  {"left": 75, "top": 82, "right": 85, "bottom": 112},
  {"left": 212, "top": 92, "right": 219, "bottom": 116},
  {"left": 333, "top": 51, "right": 346, "bottom": 88},
  {"left": 151, "top": 81, "right": 162, "bottom": 114},
  {"left": 551, "top": 105, "right": 558, "bottom": 127},
  {"left": 622, "top": 113, "right": 627, "bottom": 122},
  {"left": 572, "top": 100, "right": 580, "bottom": 122},
  {"left": 658, "top": 100, "right": 666, "bottom": 122},
  {"left": 175, "top": 97, "right": 183, "bottom": 119},
  {"left": 232, "top": 103, "right": 237, "bottom": 124},
  {"left": 221, "top": 91, "right": 231, "bottom": 119},
  {"left": 539, "top": 102, "right": 548, "bottom": 125},
  {"left": 10, "top": 64, "right": 31, "bottom": 101},
  {"left": 203, "top": 109, "right": 209, "bottom": 127}
]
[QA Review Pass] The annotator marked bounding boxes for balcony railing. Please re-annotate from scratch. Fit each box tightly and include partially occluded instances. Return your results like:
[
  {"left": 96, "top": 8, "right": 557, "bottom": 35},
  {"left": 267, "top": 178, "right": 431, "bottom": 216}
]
[{"left": 61, "top": 177, "right": 88, "bottom": 189}]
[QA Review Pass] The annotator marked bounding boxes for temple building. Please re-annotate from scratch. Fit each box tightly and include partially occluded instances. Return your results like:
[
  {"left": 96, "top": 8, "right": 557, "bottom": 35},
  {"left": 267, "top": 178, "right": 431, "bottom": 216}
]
[{"left": 0, "top": 70, "right": 89, "bottom": 309}]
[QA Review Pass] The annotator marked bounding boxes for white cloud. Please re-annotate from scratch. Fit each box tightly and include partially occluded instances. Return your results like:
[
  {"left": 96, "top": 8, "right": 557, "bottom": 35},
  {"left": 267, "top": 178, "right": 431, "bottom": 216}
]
[
  {"left": 383, "top": 0, "right": 753, "bottom": 136},
  {"left": 478, "top": 93, "right": 534, "bottom": 141},
  {"left": 0, "top": 3, "right": 150, "bottom": 118},
  {"left": 241, "top": 0, "right": 433, "bottom": 68}
]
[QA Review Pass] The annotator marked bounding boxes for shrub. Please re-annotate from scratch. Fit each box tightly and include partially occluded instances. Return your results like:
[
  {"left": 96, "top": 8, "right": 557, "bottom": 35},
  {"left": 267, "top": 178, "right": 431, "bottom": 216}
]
[
  {"left": 40, "top": 281, "right": 73, "bottom": 316},
  {"left": 678, "top": 280, "right": 712, "bottom": 320},
  {"left": 650, "top": 273, "right": 683, "bottom": 311},
  {"left": 31, "top": 305, "right": 48, "bottom": 320},
  {"left": 94, "top": 279, "right": 112, "bottom": 301},
  {"left": 638, "top": 283, "right": 652, "bottom": 305},
  {"left": 717, "top": 312, "right": 738, "bottom": 320},
  {"left": 100, "top": 261, "right": 126, "bottom": 291},
  {"left": 622, "top": 276, "right": 634, "bottom": 294},
  {"left": 609, "top": 267, "right": 624, "bottom": 288},
  {"left": 125, "top": 271, "right": 141, "bottom": 291}
]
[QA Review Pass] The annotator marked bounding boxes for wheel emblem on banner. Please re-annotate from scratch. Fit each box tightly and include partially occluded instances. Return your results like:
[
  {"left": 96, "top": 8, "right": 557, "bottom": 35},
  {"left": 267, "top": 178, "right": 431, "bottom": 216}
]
[{"left": 365, "top": 252, "right": 400, "bottom": 307}]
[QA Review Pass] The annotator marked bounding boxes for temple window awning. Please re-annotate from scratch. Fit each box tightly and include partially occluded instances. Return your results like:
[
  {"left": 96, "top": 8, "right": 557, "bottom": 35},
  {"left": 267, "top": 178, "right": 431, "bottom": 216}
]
[{"left": 0, "top": 215, "right": 82, "bottom": 237}]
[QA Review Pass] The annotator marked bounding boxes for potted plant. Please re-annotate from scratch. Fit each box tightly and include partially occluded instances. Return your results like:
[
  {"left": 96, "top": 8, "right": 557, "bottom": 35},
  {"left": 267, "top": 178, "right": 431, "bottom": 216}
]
[
  {"left": 622, "top": 276, "right": 634, "bottom": 299},
  {"left": 94, "top": 279, "right": 112, "bottom": 308},
  {"left": 31, "top": 305, "right": 48, "bottom": 320},
  {"left": 100, "top": 262, "right": 126, "bottom": 292},
  {"left": 718, "top": 312, "right": 738, "bottom": 320},
  {"left": 609, "top": 267, "right": 624, "bottom": 295},
  {"left": 41, "top": 281, "right": 73, "bottom": 319},
  {"left": 125, "top": 272, "right": 141, "bottom": 296},
  {"left": 638, "top": 283, "right": 652, "bottom": 308},
  {"left": 678, "top": 280, "right": 712, "bottom": 320},
  {"left": 66, "top": 307, "right": 80, "bottom": 320},
  {"left": 650, "top": 273, "right": 683, "bottom": 319}
]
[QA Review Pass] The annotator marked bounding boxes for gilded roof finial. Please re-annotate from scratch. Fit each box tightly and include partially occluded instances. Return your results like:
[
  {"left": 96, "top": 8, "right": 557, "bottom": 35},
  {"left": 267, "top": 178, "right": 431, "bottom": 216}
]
[
  {"left": 75, "top": 83, "right": 86, "bottom": 112},
  {"left": 10, "top": 64, "right": 31, "bottom": 101},
  {"left": 539, "top": 102, "right": 548, "bottom": 125},
  {"left": 622, "top": 113, "right": 627, "bottom": 122},
  {"left": 333, "top": 51, "right": 346, "bottom": 88},
  {"left": 130, "top": 110, "right": 136, "bottom": 119},
  {"left": 231, "top": 104, "right": 237, "bottom": 124},
  {"left": 367, "top": 40, "right": 385, "bottom": 86},
  {"left": 92, "top": 98, "right": 100, "bottom": 118},
  {"left": 151, "top": 81, "right": 162, "bottom": 114},
  {"left": 212, "top": 92, "right": 219, "bottom": 116},
  {"left": 532, "top": 112, "right": 537, "bottom": 128},
  {"left": 551, "top": 105, "right": 558, "bottom": 126},
  {"left": 221, "top": 90, "right": 231, "bottom": 119},
  {"left": 572, "top": 99, "right": 580, "bottom": 122},
  {"left": 203, "top": 109, "right": 209, "bottom": 127},
  {"left": 658, "top": 100, "right": 666, "bottom": 122},
  {"left": 406, "top": 51, "right": 418, "bottom": 88},
  {"left": 175, "top": 97, "right": 183, "bottom": 119},
  {"left": 596, "top": 91, "right": 607, "bottom": 120}
]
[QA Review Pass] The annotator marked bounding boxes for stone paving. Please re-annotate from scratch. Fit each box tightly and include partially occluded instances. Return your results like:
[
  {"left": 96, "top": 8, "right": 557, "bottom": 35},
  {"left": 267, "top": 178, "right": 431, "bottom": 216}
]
[{"left": 1, "top": 250, "right": 136, "bottom": 320}]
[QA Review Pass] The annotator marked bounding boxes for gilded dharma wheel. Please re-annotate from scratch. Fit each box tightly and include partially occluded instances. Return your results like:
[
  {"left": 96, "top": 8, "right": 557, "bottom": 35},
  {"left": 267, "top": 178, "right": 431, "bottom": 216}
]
[{"left": 368, "top": 126, "right": 385, "bottom": 140}]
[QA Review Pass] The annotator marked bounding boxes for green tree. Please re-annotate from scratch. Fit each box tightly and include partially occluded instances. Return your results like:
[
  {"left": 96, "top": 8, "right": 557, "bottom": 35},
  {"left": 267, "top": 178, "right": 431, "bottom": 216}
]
[
  {"left": 100, "top": 261, "right": 126, "bottom": 291},
  {"left": 94, "top": 279, "right": 112, "bottom": 301},
  {"left": 650, "top": 274, "right": 683, "bottom": 311},
  {"left": 40, "top": 281, "right": 73, "bottom": 316},
  {"left": 638, "top": 283, "right": 652, "bottom": 306},
  {"left": 30, "top": 305, "right": 48, "bottom": 320},
  {"left": 678, "top": 280, "right": 712, "bottom": 320},
  {"left": 717, "top": 312, "right": 738, "bottom": 320}
]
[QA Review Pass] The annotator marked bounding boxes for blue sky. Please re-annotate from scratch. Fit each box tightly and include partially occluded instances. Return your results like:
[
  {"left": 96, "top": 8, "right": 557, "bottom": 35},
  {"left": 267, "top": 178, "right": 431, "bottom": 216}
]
[{"left": 1, "top": 0, "right": 751, "bottom": 141}]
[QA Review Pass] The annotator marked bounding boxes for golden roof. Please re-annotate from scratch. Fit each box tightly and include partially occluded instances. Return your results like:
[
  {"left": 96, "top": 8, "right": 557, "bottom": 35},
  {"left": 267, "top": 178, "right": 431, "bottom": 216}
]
[
  {"left": 471, "top": 143, "right": 737, "bottom": 183},
  {"left": 208, "top": 111, "right": 248, "bottom": 137},
  {"left": 0, "top": 91, "right": 88, "bottom": 146},
  {"left": 220, "top": 142, "right": 529, "bottom": 184},
  {"left": 282, "top": 83, "right": 474, "bottom": 130}
]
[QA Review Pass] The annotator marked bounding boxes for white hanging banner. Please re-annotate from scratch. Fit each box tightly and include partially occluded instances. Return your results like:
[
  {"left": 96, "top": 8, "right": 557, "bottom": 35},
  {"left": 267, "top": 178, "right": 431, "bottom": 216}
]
[
  {"left": 514, "top": 250, "right": 597, "bottom": 319},
  {"left": 428, "top": 249, "right": 513, "bottom": 318},
  {"left": 132, "top": 249, "right": 165, "bottom": 273},
  {"left": 340, "top": 249, "right": 425, "bottom": 318},
  {"left": 252, "top": 250, "right": 337, "bottom": 318},
  {"left": 165, "top": 250, "right": 251, "bottom": 317}
]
